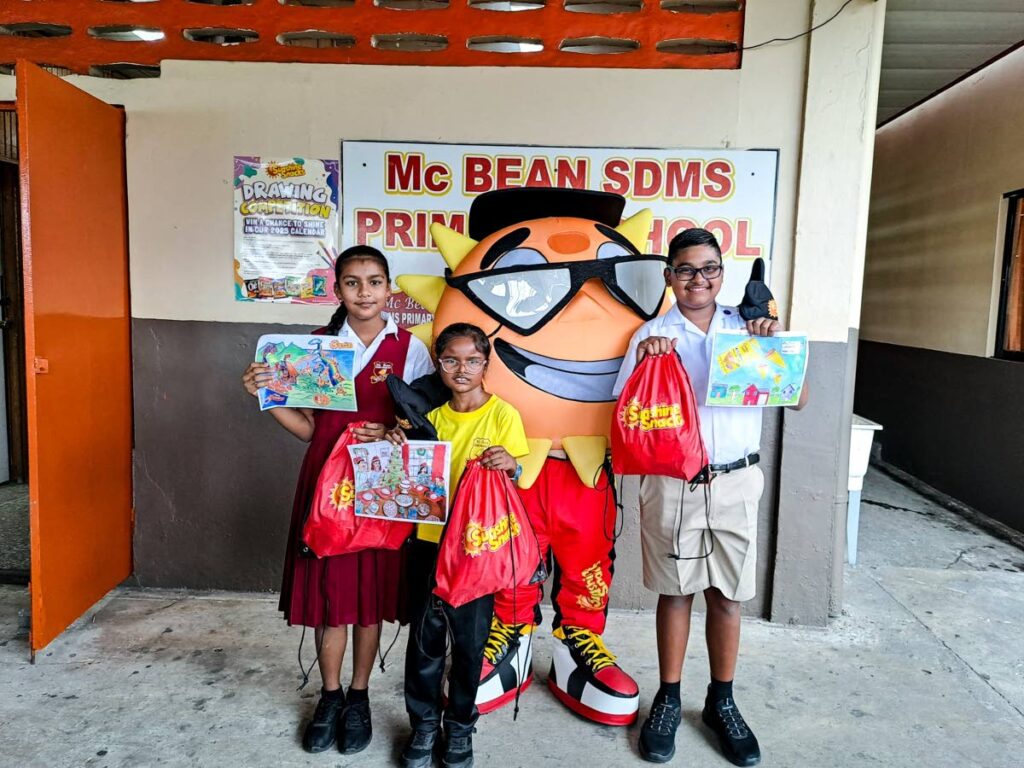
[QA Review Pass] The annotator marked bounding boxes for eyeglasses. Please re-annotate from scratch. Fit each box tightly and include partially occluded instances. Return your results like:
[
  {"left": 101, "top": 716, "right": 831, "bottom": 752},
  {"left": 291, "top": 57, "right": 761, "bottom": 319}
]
[
  {"left": 446, "top": 255, "right": 668, "bottom": 336},
  {"left": 668, "top": 263, "right": 723, "bottom": 282},
  {"left": 438, "top": 357, "right": 486, "bottom": 374}
]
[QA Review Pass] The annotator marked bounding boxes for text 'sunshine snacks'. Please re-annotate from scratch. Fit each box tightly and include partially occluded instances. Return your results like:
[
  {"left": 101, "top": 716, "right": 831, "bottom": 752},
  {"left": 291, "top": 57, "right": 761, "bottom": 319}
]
[{"left": 611, "top": 353, "right": 707, "bottom": 482}]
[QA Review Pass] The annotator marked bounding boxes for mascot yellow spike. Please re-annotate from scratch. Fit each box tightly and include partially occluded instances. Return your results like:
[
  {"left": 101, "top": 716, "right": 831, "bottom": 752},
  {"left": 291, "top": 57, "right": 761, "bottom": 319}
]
[
  {"left": 416, "top": 187, "right": 669, "bottom": 727},
  {"left": 430, "top": 222, "right": 477, "bottom": 271},
  {"left": 616, "top": 209, "right": 654, "bottom": 253}
]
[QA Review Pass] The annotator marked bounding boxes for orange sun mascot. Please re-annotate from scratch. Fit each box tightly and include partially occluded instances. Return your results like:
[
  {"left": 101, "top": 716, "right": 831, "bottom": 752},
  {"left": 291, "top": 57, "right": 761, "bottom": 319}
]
[{"left": 399, "top": 188, "right": 669, "bottom": 725}]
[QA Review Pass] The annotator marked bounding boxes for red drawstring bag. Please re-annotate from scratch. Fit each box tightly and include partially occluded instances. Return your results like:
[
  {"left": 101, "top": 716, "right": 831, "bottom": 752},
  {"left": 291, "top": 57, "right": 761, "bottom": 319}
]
[
  {"left": 303, "top": 421, "right": 409, "bottom": 557},
  {"left": 611, "top": 353, "right": 707, "bottom": 482},
  {"left": 434, "top": 458, "right": 544, "bottom": 608}
]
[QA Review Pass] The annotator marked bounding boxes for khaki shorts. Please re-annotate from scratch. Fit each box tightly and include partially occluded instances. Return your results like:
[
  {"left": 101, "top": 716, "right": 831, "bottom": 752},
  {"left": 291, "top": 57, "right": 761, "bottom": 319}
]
[{"left": 639, "top": 465, "right": 764, "bottom": 602}]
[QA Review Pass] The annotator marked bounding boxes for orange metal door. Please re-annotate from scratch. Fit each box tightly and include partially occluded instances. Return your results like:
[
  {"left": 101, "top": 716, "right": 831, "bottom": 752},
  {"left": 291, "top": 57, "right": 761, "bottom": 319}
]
[{"left": 17, "top": 62, "right": 132, "bottom": 653}]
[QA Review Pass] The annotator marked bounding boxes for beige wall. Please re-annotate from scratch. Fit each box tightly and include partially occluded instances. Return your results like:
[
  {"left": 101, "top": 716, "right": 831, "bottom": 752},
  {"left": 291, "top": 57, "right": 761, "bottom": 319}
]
[
  {"left": 862, "top": 45, "right": 1024, "bottom": 356},
  {"left": 790, "top": 0, "right": 886, "bottom": 338},
  {"left": 0, "top": 0, "right": 892, "bottom": 343},
  {"left": 0, "top": 0, "right": 821, "bottom": 331}
]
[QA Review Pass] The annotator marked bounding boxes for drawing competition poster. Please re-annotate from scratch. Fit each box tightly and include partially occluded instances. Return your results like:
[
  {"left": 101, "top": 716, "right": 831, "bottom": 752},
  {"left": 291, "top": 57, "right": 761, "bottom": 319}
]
[
  {"left": 234, "top": 157, "right": 339, "bottom": 303},
  {"left": 349, "top": 441, "right": 451, "bottom": 526},
  {"left": 707, "top": 331, "right": 808, "bottom": 408},
  {"left": 255, "top": 334, "right": 357, "bottom": 412}
]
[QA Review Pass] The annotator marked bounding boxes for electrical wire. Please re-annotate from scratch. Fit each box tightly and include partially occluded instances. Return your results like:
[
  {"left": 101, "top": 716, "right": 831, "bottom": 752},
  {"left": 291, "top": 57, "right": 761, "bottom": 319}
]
[{"left": 744, "top": 0, "right": 857, "bottom": 51}]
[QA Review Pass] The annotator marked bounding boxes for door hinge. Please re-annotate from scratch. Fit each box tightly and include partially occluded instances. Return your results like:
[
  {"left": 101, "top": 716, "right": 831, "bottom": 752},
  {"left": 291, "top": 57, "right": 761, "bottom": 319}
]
[{"left": 33, "top": 358, "right": 49, "bottom": 374}]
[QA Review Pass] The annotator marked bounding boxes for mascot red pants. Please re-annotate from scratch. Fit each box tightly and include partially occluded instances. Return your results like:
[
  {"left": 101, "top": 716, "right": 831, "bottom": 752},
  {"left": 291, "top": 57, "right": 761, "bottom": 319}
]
[{"left": 477, "top": 457, "right": 639, "bottom": 725}]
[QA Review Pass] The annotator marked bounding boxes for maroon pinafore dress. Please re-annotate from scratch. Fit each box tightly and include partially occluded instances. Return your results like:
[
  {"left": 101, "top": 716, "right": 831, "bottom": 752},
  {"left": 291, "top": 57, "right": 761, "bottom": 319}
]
[{"left": 278, "top": 327, "right": 412, "bottom": 627}]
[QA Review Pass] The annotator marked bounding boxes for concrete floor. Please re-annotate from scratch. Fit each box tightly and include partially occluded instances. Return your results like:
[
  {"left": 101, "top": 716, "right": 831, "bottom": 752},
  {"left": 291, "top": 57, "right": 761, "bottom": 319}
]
[{"left": 1, "top": 467, "right": 1023, "bottom": 767}]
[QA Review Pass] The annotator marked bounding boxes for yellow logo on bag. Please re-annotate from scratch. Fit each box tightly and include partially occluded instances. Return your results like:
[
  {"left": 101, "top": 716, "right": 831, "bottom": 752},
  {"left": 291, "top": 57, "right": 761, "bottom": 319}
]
[
  {"left": 463, "top": 512, "right": 522, "bottom": 558},
  {"left": 618, "top": 398, "right": 684, "bottom": 431},
  {"left": 330, "top": 479, "right": 355, "bottom": 511}
]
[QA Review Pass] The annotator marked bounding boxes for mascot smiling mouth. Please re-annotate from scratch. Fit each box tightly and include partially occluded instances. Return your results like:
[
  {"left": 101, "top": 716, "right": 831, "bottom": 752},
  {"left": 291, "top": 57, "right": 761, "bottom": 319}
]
[{"left": 493, "top": 338, "right": 621, "bottom": 403}]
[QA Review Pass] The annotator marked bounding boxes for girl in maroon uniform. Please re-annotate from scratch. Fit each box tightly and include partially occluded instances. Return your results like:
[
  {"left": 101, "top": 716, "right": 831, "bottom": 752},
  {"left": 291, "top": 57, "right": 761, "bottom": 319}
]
[{"left": 242, "top": 246, "right": 433, "bottom": 755}]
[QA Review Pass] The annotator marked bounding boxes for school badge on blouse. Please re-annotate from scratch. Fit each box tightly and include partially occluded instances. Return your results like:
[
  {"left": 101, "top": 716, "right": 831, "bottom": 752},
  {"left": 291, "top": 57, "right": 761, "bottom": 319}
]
[{"left": 370, "top": 360, "right": 393, "bottom": 384}]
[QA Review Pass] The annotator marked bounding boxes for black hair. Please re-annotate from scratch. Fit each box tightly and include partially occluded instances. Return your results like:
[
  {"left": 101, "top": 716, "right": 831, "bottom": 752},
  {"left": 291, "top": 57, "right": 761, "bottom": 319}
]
[
  {"left": 434, "top": 322, "right": 491, "bottom": 361},
  {"left": 667, "top": 227, "right": 722, "bottom": 266},
  {"left": 325, "top": 245, "right": 391, "bottom": 335}
]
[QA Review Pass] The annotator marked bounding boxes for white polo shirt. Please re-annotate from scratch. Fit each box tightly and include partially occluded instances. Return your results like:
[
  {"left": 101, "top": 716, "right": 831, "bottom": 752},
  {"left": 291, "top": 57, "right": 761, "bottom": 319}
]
[
  {"left": 612, "top": 303, "right": 761, "bottom": 466},
  {"left": 339, "top": 315, "right": 434, "bottom": 383}
]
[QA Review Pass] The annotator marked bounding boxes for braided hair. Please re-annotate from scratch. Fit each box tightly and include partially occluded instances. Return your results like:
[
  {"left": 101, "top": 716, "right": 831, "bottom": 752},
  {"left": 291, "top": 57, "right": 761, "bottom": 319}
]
[{"left": 324, "top": 245, "right": 392, "bottom": 335}]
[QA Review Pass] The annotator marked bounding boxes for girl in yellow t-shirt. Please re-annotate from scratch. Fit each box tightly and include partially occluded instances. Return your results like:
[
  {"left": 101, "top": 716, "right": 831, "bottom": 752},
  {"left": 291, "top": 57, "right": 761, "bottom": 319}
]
[{"left": 387, "top": 322, "right": 528, "bottom": 768}]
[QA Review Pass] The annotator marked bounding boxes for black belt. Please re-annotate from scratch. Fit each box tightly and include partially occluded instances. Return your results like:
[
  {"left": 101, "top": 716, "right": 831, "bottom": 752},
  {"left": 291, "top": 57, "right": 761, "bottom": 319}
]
[
  {"left": 693, "top": 453, "right": 759, "bottom": 483},
  {"left": 709, "top": 452, "right": 759, "bottom": 473}
]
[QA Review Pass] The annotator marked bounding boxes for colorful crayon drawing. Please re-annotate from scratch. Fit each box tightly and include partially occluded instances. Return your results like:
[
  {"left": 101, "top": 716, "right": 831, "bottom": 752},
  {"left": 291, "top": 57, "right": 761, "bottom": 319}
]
[
  {"left": 349, "top": 441, "right": 451, "bottom": 527},
  {"left": 707, "top": 331, "right": 808, "bottom": 408},
  {"left": 255, "top": 334, "right": 357, "bottom": 412}
]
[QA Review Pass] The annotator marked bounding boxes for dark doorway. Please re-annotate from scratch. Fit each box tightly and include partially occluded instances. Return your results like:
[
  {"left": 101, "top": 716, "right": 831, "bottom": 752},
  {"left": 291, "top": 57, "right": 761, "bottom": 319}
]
[{"left": 0, "top": 108, "right": 29, "bottom": 584}]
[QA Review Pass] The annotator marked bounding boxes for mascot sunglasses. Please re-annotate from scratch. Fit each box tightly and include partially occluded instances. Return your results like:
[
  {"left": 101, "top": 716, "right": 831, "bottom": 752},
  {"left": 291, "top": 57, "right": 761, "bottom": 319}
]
[{"left": 446, "top": 254, "right": 668, "bottom": 336}]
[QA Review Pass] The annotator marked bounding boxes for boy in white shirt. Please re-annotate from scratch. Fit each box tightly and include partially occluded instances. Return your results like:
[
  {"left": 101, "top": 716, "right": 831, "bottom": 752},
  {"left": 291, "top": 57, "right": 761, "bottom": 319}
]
[{"left": 613, "top": 229, "right": 808, "bottom": 766}]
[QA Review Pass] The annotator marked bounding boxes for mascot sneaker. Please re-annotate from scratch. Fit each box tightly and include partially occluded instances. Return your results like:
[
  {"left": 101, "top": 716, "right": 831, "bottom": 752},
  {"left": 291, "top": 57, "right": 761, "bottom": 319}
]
[
  {"left": 547, "top": 626, "right": 639, "bottom": 726},
  {"left": 476, "top": 618, "right": 535, "bottom": 714}
]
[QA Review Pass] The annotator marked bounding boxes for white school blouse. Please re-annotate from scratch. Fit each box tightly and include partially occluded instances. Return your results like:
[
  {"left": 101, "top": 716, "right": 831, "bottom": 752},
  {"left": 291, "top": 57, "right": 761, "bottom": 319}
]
[{"left": 338, "top": 315, "right": 434, "bottom": 383}]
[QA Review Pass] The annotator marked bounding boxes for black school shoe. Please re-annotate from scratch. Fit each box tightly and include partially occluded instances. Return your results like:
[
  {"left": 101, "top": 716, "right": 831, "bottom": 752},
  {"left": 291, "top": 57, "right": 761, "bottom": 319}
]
[
  {"left": 443, "top": 729, "right": 474, "bottom": 768},
  {"left": 338, "top": 698, "right": 372, "bottom": 754},
  {"left": 701, "top": 693, "right": 761, "bottom": 767},
  {"left": 302, "top": 689, "right": 345, "bottom": 753},
  {"left": 639, "top": 696, "right": 682, "bottom": 763},
  {"left": 401, "top": 727, "right": 441, "bottom": 768}
]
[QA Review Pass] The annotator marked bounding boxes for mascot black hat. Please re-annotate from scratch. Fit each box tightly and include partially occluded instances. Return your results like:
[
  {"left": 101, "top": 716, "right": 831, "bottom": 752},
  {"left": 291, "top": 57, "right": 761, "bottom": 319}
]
[{"left": 468, "top": 188, "right": 626, "bottom": 241}]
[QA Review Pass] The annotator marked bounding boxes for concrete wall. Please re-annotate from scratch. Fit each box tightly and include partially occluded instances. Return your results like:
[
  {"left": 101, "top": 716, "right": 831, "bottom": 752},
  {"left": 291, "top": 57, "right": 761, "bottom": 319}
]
[
  {"left": 862, "top": 45, "right": 1024, "bottom": 357},
  {"left": 0, "top": 0, "right": 888, "bottom": 624},
  {"left": 858, "top": 44, "right": 1024, "bottom": 535},
  {"left": 772, "top": 0, "right": 886, "bottom": 625},
  {"left": 856, "top": 341, "right": 1024, "bottom": 532}
]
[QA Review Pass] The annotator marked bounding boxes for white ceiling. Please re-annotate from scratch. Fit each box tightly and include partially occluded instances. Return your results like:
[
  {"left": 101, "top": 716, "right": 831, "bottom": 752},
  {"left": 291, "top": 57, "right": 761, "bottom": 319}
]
[{"left": 879, "top": 0, "right": 1024, "bottom": 124}]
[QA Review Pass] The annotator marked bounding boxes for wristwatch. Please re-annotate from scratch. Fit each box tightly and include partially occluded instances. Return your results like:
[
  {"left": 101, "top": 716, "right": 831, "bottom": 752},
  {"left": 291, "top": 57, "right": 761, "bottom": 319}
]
[{"left": 512, "top": 463, "right": 523, "bottom": 482}]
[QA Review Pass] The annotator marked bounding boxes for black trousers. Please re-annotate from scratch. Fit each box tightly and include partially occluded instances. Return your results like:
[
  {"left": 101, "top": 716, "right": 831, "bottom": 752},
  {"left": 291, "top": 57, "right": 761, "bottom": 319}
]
[{"left": 404, "top": 538, "right": 494, "bottom": 737}]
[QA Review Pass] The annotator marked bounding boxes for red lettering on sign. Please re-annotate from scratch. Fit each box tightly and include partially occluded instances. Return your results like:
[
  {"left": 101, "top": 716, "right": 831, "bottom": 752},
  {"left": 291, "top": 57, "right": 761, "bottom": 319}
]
[
  {"left": 601, "top": 159, "right": 630, "bottom": 195},
  {"left": 633, "top": 160, "right": 661, "bottom": 198},
  {"left": 464, "top": 156, "right": 493, "bottom": 194},
  {"left": 735, "top": 219, "right": 762, "bottom": 258},
  {"left": 385, "top": 153, "right": 422, "bottom": 193},
  {"left": 385, "top": 211, "right": 415, "bottom": 248},
  {"left": 496, "top": 157, "right": 522, "bottom": 189},
  {"left": 356, "top": 210, "right": 383, "bottom": 244},
  {"left": 704, "top": 160, "right": 733, "bottom": 200},
  {"left": 556, "top": 158, "right": 588, "bottom": 189}
]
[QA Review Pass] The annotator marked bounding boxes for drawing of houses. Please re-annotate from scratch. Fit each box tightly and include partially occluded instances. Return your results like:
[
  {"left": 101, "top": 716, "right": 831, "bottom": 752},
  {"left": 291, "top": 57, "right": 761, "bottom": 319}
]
[
  {"left": 710, "top": 383, "right": 728, "bottom": 400},
  {"left": 781, "top": 383, "right": 798, "bottom": 400},
  {"left": 743, "top": 384, "right": 770, "bottom": 406}
]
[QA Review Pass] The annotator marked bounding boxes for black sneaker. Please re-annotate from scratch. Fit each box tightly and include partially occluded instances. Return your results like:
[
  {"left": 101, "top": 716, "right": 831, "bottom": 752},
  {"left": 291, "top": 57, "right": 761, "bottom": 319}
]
[
  {"left": 701, "top": 695, "right": 761, "bottom": 767},
  {"left": 401, "top": 727, "right": 441, "bottom": 768},
  {"left": 338, "top": 698, "right": 372, "bottom": 754},
  {"left": 301, "top": 689, "right": 344, "bottom": 753},
  {"left": 443, "top": 729, "right": 474, "bottom": 768},
  {"left": 639, "top": 696, "right": 682, "bottom": 763}
]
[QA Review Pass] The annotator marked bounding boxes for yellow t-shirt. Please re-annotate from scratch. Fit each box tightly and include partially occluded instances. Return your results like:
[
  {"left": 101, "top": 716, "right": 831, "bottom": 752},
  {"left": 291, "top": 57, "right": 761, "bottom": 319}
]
[{"left": 416, "top": 394, "right": 530, "bottom": 543}]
